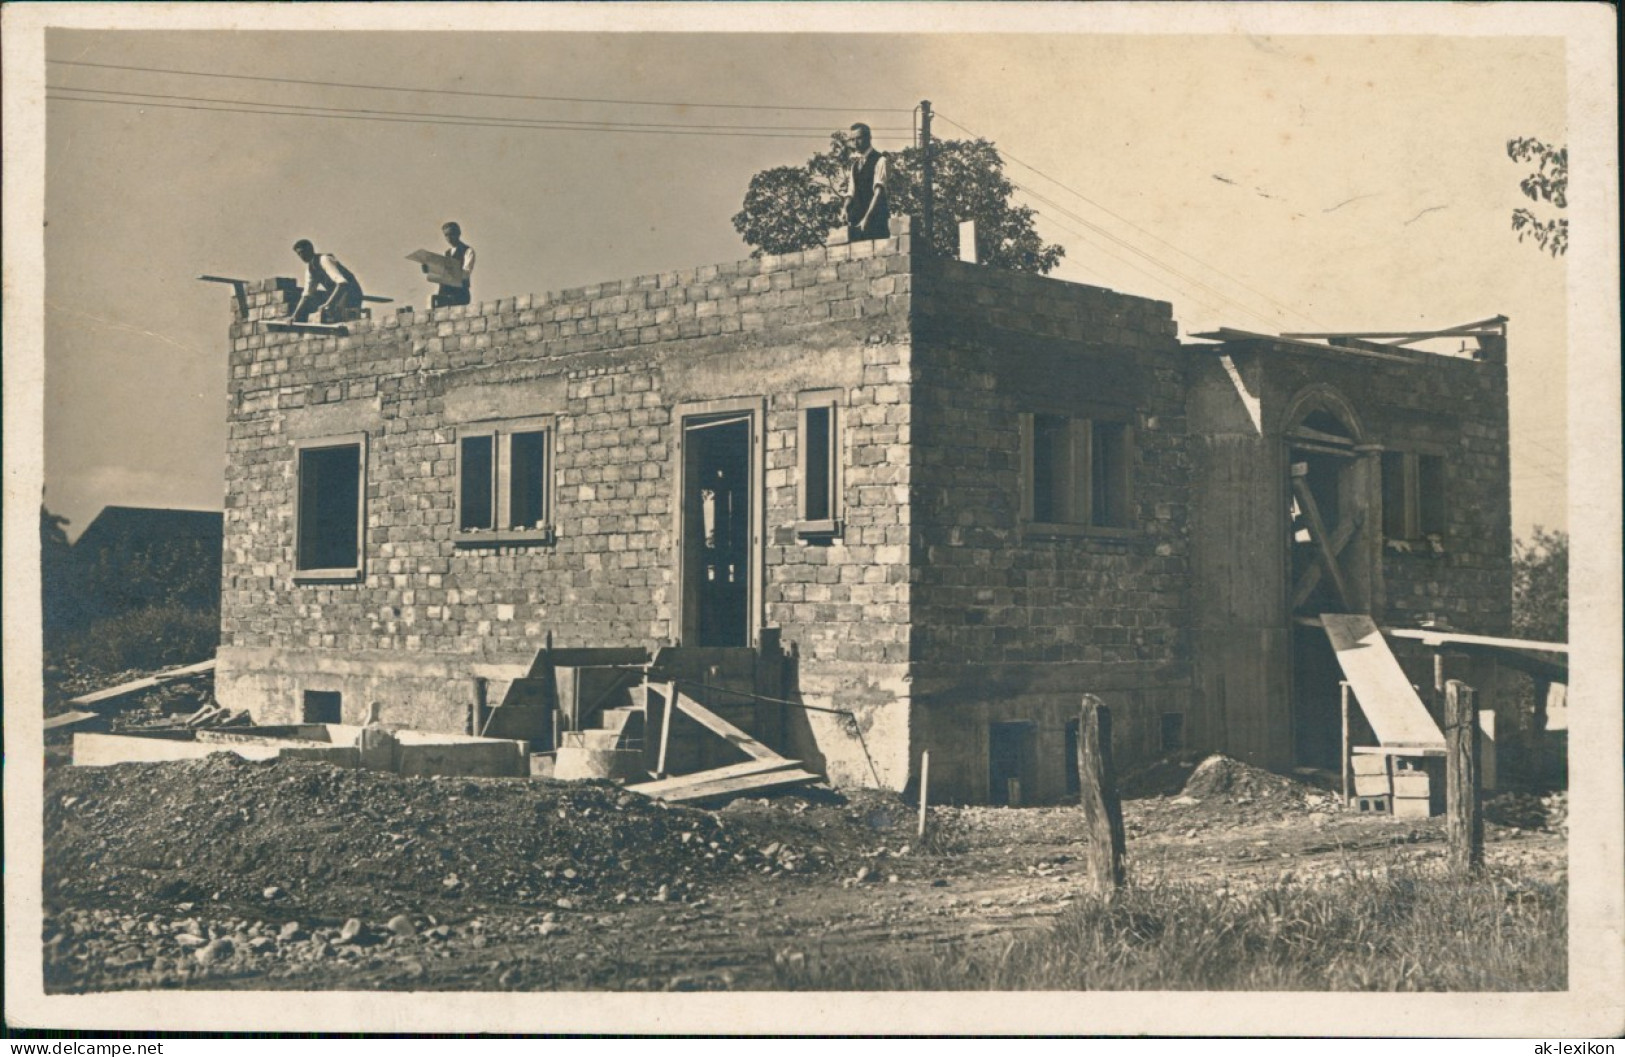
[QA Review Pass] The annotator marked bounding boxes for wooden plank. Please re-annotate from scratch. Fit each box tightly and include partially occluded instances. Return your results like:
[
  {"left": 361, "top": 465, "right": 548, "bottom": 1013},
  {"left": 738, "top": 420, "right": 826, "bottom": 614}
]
[
  {"left": 1385, "top": 628, "right": 1568, "bottom": 654},
  {"left": 1076, "top": 696, "right": 1126, "bottom": 891},
  {"left": 262, "top": 320, "right": 348, "bottom": 334},
  {"left": 1292, "top": 509, "right": 1364, "bottom": 611},
  {"left": 657, "top": 768, "right": 821, "bottom": 804},
  {"left": 1352, "top": 744, "right": 1447, "bottom": 758},
  {"left": 45, "top": 710, "right": 104, "bottom": 733},
  {"left": 673, "top": 687, "right": 782, "bottom": 761},
  {"left": 627, "top": 756, "right": 800, "bottom": 797},
  {"left": 1322, "top": 615, "right": 1445, "bottom": 749},
  {"left": 1291, "top": 477, "right": 1350, "bottom": 609},
  {"left": 67, "top": 659, "right": 216, "bottom": 710},
  {"left": 1280, "top": 316, "right": 1507, "bottom": 342},
  {"left": 655, "top": 682, "right": 676, "bottom": 777}
]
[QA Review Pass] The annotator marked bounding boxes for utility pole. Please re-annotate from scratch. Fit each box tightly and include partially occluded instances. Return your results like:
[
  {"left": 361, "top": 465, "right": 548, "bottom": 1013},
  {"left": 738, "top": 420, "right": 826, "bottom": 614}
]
[{"left": 919, "top": 100, "right": 935, "bottom": 255}]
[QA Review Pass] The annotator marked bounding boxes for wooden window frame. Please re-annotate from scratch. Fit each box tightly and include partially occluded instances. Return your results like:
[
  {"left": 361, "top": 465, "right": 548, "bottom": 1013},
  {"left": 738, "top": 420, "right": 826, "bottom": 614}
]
[
  {"left": 1019, "top": 410, "right": 1137, "bottom": 538},
  {"left": 1381, "top": 447, "right": 1448, "bottom": 543},
  {"left": 454, "top": 415, "right": 557, "bottom": 548},
  {"left": 796, "top": 389, "right": 844, "bottom": 539},
  {"left": 292, "top": 433, "right": 368, "bottom": 583}
]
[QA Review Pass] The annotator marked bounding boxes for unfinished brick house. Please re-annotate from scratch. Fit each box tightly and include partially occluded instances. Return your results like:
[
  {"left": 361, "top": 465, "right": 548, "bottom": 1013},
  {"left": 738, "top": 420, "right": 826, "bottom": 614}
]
[{"left": 214, "top": 216, "right": 1516, "bottom": 803}]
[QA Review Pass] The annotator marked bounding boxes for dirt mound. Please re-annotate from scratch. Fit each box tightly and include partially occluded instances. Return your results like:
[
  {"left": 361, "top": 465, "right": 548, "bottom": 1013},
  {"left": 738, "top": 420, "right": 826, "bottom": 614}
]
[
  {"left": 45, "top": 755, "right": 835, "bottom": 918},
  {"left": 1180, "top": 754, "right": 1315, "bottom": 807},
  {"left": 1118, "top": 752, "right": 1206, "bottom": 798}
]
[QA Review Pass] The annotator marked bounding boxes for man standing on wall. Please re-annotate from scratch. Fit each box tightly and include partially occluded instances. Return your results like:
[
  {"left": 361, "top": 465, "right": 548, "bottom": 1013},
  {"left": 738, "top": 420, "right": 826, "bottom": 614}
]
[
  {"left": 842, "top": 122, "right": 890, "bottom": 242},
  {"left": 430, "top": 221, "right": 477, "bottom": 309},
  {"left": 288, "top": 239, "right": 365, "bottom": 324}
]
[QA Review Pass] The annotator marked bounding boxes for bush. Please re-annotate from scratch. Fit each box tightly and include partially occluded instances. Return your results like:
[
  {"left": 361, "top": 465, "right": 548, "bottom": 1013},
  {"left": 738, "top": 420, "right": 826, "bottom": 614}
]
[{"left": 65, "top": 602, "right": 219, "bottom": 675}]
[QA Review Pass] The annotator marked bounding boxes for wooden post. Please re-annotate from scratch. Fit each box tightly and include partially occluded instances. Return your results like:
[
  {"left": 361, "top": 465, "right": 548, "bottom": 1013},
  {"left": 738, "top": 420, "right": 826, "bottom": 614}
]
[
  {"left": 917, "top": 750, "right": 931, "bottom": 840},
  {"left": 1339, "top": 680, "right": 1352, "bottom": 806},
  {"left": 1445, "top": 680, "right": 1484, "bottom": 875},
  {"left": 656, "top": 681, "right": 677, "bottom": 777},
  {"left": 1077, "top": 695, "right": 1126, "bottom": 891}
]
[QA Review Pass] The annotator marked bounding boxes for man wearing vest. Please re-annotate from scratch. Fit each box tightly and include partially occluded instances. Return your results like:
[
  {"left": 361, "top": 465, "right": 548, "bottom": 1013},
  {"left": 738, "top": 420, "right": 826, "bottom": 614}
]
[
  {"left": 842, "top": 122, "right": 890, "bottom": 242},
  {"left": 289, "top": 239, "right": 365, "bottom": 324},
  {"left": 430, "top": 221, "right": 477, "bottom": 309}
]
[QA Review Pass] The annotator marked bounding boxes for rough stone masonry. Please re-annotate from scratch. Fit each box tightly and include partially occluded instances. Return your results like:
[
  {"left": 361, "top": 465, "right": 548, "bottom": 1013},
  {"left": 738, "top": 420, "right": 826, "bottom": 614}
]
[{"left": 216, "top": 216, "right": 1512, "bottom": 803}]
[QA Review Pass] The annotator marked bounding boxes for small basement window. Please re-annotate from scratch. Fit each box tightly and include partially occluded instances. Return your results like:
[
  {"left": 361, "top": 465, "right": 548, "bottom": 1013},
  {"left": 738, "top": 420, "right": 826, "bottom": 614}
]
[
  {"left": 455, "top": 418, "right": 556, "bottom": 546},
  {"left": 797, "top": 390, "right": 843, "bottom": 538},
  {"left": 1382, "top": 450, "right": 1447, "bottom": 541},
  {"left": 302, "top": 690, "right": 342, "bottom": 724},
  {"left": 1021, "top": 412, "right": 1135, "bottom": 533},
  {"left": 294, "top": 434, "right": 366, "bottom": 581}
]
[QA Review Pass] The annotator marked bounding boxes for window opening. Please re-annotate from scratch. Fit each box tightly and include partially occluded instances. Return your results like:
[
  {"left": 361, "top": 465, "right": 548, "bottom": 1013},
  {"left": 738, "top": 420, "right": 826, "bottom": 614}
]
[
  {"left": 1022, "top": 412, "right": 1134, "bottom": 531},
  {"left": 459, "top": 435, "right": 496, "bottom": 531},
  {"left": 296, "top": 441, "right": 362, "bottom": 575},
  {"left": 303, "top": 690, "right": 342, "bottom": 724}
]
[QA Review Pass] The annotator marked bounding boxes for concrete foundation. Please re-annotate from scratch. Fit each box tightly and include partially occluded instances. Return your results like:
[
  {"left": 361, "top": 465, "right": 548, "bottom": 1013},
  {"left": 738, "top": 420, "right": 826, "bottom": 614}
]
[{"left": 72, "top": 724, "right": 527, "bottom": 778}]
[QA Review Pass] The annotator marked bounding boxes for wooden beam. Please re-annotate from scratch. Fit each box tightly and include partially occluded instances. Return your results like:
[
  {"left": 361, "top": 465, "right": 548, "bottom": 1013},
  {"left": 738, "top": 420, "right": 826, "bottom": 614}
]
[
  {"left": 627, "top": 756, "right": 800, "bottom": 797},
  {"left": 1384, "top": 628, "right": 1568, "bottom": 653},
  {"left": 672, "top": 685, "right": 783, "bottom": 761},
  {"left": 655, "top": 681, "right": 676, "bottom": 777},
  {"left": 1280, "top": 316, "right": 1507, "bottom": 342},
  {"left": 1189, "top": 328, "right": 1417, "bottom": 364},
  {"left": 1292, "top": 508, "right": 1365, "bottom": 611},
  {"left": 197, "top": 275, "right": 249, "bottom": 321},
  {"left": 651, "top": 767, "right": 821, "bottom": 805},
  {"left": 1290, "top": 476, "right": 1351, "bottom": 610},
  {"left": 67, "top": 659, "right": 216, "bottom": 710}
]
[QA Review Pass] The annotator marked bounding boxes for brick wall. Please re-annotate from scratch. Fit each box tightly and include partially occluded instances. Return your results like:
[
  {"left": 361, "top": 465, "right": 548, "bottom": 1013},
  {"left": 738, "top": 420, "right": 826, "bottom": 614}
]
[
  {"left": 219, "top": 230, "right": 917, "bottom": 785},
  {"left": 905, "top": 258, "right": 1194, "bottom": 801}
]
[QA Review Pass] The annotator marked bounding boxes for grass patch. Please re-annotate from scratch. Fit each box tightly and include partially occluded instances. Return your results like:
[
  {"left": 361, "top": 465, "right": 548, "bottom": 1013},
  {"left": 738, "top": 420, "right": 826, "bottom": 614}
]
[{"left": 775, "top": 865, "right": 1566, "bottom": 991}]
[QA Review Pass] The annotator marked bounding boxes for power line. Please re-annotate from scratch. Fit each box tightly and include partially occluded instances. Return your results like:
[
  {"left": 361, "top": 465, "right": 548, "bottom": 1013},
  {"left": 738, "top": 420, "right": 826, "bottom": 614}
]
[
  {"left": 48, "top": 58, "right": 915, "bottom": 115},
  {"left": 1027, "top": 203, "right": 1246, "bottom": 324},
  {"left": 46, "top": 93, "right": 897, "bottom": 142},
  {"left": 47, "top": 84, "right": 910, "bottom": 134},
  {"left": 1014, "top": 180, "right": 1288, "bottom": 331},
  {"left": 937, "top": 111, "right": 1327, "bottom": 330}
]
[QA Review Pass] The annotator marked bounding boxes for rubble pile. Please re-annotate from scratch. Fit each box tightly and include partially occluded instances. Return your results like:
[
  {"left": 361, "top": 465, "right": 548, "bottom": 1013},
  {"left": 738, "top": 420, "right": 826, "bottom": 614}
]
[{"left": 45, "top": 755, "right": 827, "bottom": 919}]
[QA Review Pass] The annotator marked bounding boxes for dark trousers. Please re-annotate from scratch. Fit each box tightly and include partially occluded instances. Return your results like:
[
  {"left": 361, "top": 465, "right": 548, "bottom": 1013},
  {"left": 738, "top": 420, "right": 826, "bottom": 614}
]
[{"left": 432, "top": 285, "right": 472, "bottom": 309}]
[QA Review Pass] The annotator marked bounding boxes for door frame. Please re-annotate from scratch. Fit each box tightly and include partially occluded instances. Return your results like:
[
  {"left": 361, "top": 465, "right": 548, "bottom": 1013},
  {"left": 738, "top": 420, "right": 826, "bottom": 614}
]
[{"left": 671, "top": 397, "right": 765, "bottom": 648}]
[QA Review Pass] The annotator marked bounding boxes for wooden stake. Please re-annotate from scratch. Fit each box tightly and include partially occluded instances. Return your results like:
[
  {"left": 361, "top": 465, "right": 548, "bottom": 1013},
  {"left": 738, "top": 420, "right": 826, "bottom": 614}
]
[
  {"left": 1077, "top": 696, "right": 1126, "bottom": 891},
  {"left": 656, "top": 682, "right": 677, "bottom": 777},
  {"left": 1445, "top": 680, "right": 1484, "bottom": 875},
  {"left": 917, "top": 750, "right": 931, "bottom": 840},
  {"left": 1340, "top": 680, "right": 1352, "bottom": 806}
]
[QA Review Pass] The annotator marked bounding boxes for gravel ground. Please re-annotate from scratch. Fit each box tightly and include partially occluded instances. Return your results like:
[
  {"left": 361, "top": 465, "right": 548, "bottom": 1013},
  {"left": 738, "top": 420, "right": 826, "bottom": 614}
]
[{"left": 40, "top": 751, "right": 1568, "bottom": 993}]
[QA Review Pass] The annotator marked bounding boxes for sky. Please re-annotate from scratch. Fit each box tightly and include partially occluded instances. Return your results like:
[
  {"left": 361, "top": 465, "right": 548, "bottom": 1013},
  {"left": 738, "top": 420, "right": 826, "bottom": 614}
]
[{"left": 33, "top": 19, "right": 1572, "bottom": 540}]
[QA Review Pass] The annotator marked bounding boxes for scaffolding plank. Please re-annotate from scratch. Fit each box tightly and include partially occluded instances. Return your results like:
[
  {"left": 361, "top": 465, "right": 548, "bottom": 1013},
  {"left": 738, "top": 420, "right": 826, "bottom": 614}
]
[
  {"left": 1322, "top": 614, "right": 1444, "bottom": 749},
  {"left": 655, "top": 768, "right": 822, "bottom": 804}
]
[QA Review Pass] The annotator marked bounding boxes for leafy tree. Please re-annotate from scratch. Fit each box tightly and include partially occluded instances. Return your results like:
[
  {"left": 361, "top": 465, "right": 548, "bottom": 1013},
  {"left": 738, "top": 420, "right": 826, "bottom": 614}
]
[
  {"left": 1507, "top": 138, "right": 1567, "bottom": 257},
  {"left": 1511, "top": 527, "right": 1567, "bottom": 642},
  {"left": 732, "top": 131, "right": 1065, "bottom": 274}
]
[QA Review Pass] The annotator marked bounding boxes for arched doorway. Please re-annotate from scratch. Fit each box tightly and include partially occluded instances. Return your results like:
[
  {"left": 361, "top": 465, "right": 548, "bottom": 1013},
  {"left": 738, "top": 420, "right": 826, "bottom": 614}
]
[{"left": 1281, "top": 387, "right": 1377, "bottom": 768}]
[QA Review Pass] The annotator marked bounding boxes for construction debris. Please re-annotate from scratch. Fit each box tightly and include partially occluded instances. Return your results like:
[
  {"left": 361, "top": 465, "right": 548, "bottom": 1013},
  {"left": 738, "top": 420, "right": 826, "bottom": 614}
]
[{"left": 64, "top": 659, "right": 217, "bottom": 711}]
